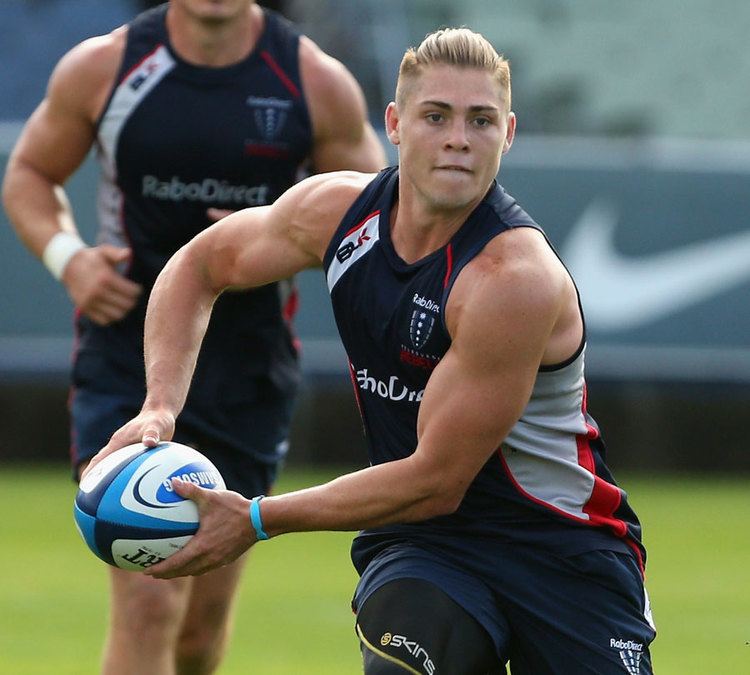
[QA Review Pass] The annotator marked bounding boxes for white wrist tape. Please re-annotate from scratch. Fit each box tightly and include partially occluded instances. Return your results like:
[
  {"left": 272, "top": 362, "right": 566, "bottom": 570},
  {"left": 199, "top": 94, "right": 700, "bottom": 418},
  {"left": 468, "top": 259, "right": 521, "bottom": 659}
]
[{"left": 42, "top": 232, "right": 86, "bottom": 280}]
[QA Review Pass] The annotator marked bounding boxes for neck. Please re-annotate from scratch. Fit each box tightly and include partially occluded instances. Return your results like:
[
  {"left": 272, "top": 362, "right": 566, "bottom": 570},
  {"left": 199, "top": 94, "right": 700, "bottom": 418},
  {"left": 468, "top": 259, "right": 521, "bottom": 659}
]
[
  {"left": 166, "top": 3, "right": 263, "bottom": 67},
  {"left": 390, "top": 185, "right": 483, "bottom": 264}
]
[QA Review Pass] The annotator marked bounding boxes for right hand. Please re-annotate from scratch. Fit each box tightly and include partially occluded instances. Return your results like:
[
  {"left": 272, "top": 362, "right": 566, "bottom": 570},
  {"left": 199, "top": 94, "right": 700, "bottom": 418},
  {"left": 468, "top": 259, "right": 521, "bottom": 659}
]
[
  {"left": 62, "top": 245, "right": 142, "bottom": 325},
  {"left": 81, "top": 407, "right": 176, "bottom": 480}
]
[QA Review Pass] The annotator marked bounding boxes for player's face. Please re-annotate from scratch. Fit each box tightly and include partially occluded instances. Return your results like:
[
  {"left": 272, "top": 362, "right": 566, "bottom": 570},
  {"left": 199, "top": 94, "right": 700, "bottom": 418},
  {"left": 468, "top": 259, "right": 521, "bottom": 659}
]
[
  {"left": 388, "top": 65, "right": 515, "bottom": 212},
  {"left": 171, "top": 0, "right": 252, "bottom": 22}
]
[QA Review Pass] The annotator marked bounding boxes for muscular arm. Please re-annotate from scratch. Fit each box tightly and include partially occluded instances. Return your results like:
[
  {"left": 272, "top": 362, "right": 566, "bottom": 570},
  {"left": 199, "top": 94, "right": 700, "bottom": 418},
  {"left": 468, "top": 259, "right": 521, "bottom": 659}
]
[
  {"left": 96, "top": 172, "right": 372, "bottom": 452},
  {"left": 147, "top": 228, "right": 574, "bottom": 577},
  {"left": 1, "top": 29, "right": 143, "bottom": 324},
  {"left": 261, "top": 229, "right": 568, "bottom": 531},
  {"left": 299, "top": 37, "right": 387, "bottom": 173}
]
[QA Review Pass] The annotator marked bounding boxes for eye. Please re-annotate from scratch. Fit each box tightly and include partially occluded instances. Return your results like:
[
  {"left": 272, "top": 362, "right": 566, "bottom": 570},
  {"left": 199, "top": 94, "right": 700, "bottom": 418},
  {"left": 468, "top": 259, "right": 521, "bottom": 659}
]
[
  {"left": 426, "top": 112, "right": 443, "bottom": 123},
  {"left": 472, "top": 117, "right": 492, "bottom": 128}
]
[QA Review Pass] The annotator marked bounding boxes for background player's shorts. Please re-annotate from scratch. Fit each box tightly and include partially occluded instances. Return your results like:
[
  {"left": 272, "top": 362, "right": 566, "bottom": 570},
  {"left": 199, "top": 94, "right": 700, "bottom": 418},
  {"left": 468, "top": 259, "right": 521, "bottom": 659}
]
[
  {"left": 69, "top": 381, "right": 294, "bottom": 497},
  {"left": 353, "top": 541, "right": 656, "bottom": 674}
]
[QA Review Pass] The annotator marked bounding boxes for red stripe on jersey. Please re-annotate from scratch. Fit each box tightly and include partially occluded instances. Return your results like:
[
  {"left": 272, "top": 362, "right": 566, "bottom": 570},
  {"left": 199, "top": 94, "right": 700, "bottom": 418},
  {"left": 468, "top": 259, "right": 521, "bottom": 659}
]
[
  {"left": 260, "top": 50, "right": 301, "bottom": 98},
  {"left": 119, "top": 44, "right": 163, "bottom": 85},
  {"left": 244, "top": 143, "right": 291, "bottom": 159},
  {"left": 68, "top": 307, "right": 84, "bottom": 467},
  {"left": 626, "top": 538, "right": 646, "bottom": 577},
  {"left": 577, "top": 383, "right": 629, "bottom": 537},
  {"left": 443, "top": 243, "right": 453, "bottom": 289},
  {"left": 348, "top": 361, "right": 365, "bottom": 420},
  {"left": 282, "top": 287, "right": 301, "bottom": 353},
  {"left": 344, "top": 210, "right": 380, "bottom": 238}
]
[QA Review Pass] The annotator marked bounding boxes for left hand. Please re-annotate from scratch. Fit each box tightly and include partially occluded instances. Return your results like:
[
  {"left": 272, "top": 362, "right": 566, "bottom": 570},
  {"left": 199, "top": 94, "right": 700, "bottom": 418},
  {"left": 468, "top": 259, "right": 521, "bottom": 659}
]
[{"left": 145, "top": 477, "right": 257, "bottom": 579}]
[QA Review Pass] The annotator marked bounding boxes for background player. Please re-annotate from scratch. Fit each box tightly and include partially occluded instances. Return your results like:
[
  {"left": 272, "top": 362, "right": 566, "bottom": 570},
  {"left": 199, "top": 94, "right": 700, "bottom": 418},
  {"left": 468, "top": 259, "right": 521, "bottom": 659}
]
[
  {"left": 1, "top": 1, "right": 385, "bottom": 673},
  {"left": 86, "top": 26, "right": 655, "bottom": 675}
]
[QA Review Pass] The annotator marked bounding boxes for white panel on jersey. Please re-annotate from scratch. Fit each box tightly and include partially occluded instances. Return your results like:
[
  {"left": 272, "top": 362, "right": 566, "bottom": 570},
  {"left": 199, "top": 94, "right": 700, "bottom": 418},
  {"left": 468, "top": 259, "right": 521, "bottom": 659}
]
[
  {"left": 96, "top": 46, "right": 176, "bottom": 247},
  {"left": 98, "top": 45, "right": 176, "bottom": 161},
  {"left": 327, "top": 213, "right": 381, "bottom": 291},
  {"left": 502, "top": 349, "right": 600, "bottom": 520}
]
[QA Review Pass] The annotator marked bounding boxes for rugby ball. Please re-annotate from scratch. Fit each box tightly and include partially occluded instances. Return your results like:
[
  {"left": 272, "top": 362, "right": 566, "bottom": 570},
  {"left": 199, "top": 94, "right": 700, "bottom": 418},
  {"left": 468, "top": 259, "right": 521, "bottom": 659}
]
[{"left": 73, "top": 442, "right": 225, "bottom": 571}]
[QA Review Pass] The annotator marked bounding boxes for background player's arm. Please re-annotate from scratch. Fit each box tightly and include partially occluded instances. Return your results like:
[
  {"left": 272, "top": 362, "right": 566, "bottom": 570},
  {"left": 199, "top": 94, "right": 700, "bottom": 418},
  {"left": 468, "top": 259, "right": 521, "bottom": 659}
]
[
  {"left": 1, "top": 29, "right": 142, "bottom": 325},
  {"left": 147, "top": 229, "right": 571, "bottom": 578},
  {"left": 300, "top": 37, "right": 387, "bottom": 173}
]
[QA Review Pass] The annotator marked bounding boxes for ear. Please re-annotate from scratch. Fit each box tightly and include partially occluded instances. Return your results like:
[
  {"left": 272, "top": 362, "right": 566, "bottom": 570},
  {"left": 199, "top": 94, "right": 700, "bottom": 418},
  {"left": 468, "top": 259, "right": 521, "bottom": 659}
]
[
  {"left": 502, "top": 112, "right": 516, "bottom": 154},
  {"left": 385, "top": 102, "right": 400, "bottom": 146}
]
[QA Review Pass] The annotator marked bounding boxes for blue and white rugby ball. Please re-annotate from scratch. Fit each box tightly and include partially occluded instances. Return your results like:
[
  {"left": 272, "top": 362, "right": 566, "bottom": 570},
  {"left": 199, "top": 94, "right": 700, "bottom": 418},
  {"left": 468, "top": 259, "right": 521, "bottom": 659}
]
[{"left": 73, "top": 442, "right": 225, "bottom": 571}]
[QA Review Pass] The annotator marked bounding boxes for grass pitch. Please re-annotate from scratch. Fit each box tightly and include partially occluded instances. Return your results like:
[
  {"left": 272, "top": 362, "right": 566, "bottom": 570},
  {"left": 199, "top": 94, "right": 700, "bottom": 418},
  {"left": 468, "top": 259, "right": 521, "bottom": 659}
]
[{"left": 0, "top": 465, "right": 747, "bottom": 674}]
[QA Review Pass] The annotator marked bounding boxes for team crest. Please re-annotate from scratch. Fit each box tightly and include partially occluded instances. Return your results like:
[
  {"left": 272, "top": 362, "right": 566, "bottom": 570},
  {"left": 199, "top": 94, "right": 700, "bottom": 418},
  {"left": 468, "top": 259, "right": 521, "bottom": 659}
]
[
  {"left": 410, "top": 310, "right": 435, "bottom": 349},
  {"left": 246, "top": 96, "right": 292, "bottom": 141}
]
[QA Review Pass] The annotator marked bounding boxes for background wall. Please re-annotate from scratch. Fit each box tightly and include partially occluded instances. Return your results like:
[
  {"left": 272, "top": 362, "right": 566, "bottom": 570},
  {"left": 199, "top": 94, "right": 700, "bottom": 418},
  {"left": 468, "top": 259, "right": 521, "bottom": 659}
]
[{"left": 1, "top": 1, "right": 749, "bottom": 473}]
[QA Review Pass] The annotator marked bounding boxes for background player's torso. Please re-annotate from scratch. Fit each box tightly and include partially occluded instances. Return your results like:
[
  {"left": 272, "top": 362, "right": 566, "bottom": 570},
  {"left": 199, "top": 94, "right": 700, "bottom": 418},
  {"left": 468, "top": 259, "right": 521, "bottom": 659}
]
[
  {"left": 97, "top": 4, "right": 312, "bottom": 287},
  {"left": 74, "top": 6, "right": 312, "bottom": 409}
]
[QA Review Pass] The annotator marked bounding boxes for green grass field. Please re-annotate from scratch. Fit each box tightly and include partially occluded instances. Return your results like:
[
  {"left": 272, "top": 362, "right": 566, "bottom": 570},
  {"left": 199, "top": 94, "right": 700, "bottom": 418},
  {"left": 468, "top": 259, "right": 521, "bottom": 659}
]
[{"left": 0, "top": 465, "right": 747, "bottom": 674}]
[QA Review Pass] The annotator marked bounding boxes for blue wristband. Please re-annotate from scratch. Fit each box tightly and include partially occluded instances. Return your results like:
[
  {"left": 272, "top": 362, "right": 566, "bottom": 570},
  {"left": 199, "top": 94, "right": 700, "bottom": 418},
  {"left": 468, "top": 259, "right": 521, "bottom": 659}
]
[{"left": 249, "top": 495, "right": 269, "bottom": 540}]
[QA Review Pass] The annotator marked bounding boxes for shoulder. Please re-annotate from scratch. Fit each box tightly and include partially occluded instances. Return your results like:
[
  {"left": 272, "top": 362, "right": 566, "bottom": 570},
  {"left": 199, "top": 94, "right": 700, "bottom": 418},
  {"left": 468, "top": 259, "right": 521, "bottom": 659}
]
[
  {"left": 298, "top": 36, "right": 368, "bottom": 121},
  {"left": 48, "top": 26, "right": 127, "bottom": 120},
  {"left": 446, "top": 227, "right": 568, "bottom": 339},
  {"left": 274, "top": 170, "right": 379, "bottom": 259}
]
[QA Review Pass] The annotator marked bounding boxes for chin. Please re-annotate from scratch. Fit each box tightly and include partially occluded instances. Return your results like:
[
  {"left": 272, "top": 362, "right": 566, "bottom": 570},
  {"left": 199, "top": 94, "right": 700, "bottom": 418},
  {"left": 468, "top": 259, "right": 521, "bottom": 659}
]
[{"left": 426, "top": 190, "right": 476, "bottom": 212}]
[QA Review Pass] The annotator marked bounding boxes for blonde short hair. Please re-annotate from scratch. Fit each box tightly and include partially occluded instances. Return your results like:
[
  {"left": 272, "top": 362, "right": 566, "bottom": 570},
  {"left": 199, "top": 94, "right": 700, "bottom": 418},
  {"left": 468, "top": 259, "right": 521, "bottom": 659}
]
[{"left": 396, "top": 28, "right": 511, "bottom": 109}]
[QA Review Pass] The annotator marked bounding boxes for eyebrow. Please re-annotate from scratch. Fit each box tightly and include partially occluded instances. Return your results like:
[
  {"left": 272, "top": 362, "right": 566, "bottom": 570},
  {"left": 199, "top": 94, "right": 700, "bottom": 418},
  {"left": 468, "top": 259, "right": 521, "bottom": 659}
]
[{"left": 419, "top": 100, "right": 500, "bottom": 113}]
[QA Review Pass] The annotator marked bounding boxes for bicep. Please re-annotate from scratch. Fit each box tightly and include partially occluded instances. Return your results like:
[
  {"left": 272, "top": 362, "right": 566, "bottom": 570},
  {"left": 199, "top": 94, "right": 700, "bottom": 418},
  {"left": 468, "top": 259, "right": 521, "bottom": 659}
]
[
  {"left": 194, "top": 205, "right": 318, "bottom": 293},
  {"left": 8, "top": 36, "right": 119, "bottom": 184},
  {"left": 412, "top": 337, "right": 540, "bottom": 491},
  {"left": 9, "top": 98, "right": 95, "bottom": 185},
  {"left": 413, "top": 259, "right": 562, "bottom": 490},
  {"left": 192, "top": 174, "right": 360, "bottom": 292}
]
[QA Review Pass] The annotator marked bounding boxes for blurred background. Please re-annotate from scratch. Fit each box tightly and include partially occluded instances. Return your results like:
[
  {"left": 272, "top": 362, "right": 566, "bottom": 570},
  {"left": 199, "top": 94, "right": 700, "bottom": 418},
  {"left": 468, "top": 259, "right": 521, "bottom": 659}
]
[{"left": 1, "top": 0, "right": 749, "bottom": 475}]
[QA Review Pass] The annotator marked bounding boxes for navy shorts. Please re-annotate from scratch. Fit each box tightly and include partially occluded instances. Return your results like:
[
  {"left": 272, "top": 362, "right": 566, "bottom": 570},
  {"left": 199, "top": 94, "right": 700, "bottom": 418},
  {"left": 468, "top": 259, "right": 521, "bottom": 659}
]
[
  {"left": 69, "top": 383, "right": 294, "bottom": 496},
  {"left": 353, "top": 541, "right": 656, "bottom": 674}
]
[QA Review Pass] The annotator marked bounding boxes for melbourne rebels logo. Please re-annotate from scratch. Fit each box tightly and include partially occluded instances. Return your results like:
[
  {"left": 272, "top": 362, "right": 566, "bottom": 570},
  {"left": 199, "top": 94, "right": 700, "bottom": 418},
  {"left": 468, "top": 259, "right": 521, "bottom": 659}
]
[
  {"left": 410, "top": 310, "right": 434, "bottom": 349},
  {"left": 246, "top": 96, "right": 292, "bottom": 141},
  {"left": 409, "top": 294, "right": 440, "bottom": 349}
]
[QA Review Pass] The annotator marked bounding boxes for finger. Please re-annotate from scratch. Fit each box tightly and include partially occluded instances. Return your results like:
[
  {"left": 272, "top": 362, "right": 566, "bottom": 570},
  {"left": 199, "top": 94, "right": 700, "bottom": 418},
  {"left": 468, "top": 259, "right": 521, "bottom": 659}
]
[
  {"left": 86, "top": 308, "right": 113, "bottom": 326},
  {"left": 147, "top": 553, "right": 209, "bottom": 579},
  {"left": 206, "top": 207, "right": 234, "bottom": 222},
  {"left": 142, "top": 428, "right": 160, "bottom": 446},
  {"left": 170, "top": 477, "right": 208, "bottom": 505},
  {"left": 105, "top": 274, "right": 143, "bottom": 298},
  {"left": 96, "top": 287, "right": 142, "bottom": 313},
  {"left": 89, "top": 301, "right": 130, "bottom": 325},
  {"left": 99, "top": 245, "right": 132, "bottom": 265}
]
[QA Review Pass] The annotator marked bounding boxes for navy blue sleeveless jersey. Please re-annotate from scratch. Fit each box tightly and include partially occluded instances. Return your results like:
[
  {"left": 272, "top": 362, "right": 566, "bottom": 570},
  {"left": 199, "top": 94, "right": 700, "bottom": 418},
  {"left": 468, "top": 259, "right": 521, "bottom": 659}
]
[
  {"left": 322, "top": 167, "right": 646, "bottom": 572},
  {"left": 74, "top": 5, "right": 312, "bottom": 420}
]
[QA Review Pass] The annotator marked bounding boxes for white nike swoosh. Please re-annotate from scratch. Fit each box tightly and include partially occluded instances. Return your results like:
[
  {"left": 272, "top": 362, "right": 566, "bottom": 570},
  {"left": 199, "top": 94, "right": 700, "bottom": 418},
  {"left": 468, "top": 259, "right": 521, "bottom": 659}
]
[{"left": 561, "top": 200, "right": 750, "bottom": 331}]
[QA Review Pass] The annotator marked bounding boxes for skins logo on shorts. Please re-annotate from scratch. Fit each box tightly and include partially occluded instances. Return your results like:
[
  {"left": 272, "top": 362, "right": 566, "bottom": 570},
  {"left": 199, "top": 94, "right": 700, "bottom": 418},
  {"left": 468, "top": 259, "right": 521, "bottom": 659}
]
[{"left": 380, "top": 633, "right": 435, "bottom": 675}]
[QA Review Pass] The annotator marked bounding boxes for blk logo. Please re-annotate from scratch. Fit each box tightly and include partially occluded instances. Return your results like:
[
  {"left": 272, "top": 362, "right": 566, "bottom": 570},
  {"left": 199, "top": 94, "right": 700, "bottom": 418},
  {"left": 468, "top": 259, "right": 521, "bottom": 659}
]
[
  {"left": 130, "top": 62, "right": 158, "bottom": 91},
  {"left": 336, "top": 227, "right": 371, "bottom": 263}
]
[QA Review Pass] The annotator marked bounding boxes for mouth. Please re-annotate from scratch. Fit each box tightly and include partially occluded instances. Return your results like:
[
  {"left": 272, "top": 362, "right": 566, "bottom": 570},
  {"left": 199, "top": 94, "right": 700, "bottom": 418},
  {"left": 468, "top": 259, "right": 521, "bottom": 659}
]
[{"left": 435, "top": 165, "right": 472, "bottom": 174}]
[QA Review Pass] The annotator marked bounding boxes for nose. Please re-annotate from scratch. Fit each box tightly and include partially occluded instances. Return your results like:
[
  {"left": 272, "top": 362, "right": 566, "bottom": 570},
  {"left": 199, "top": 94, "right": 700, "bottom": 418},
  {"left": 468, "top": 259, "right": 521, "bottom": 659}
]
[{"left": 444, "top": 119, "right": 470, "bottom": 151}]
